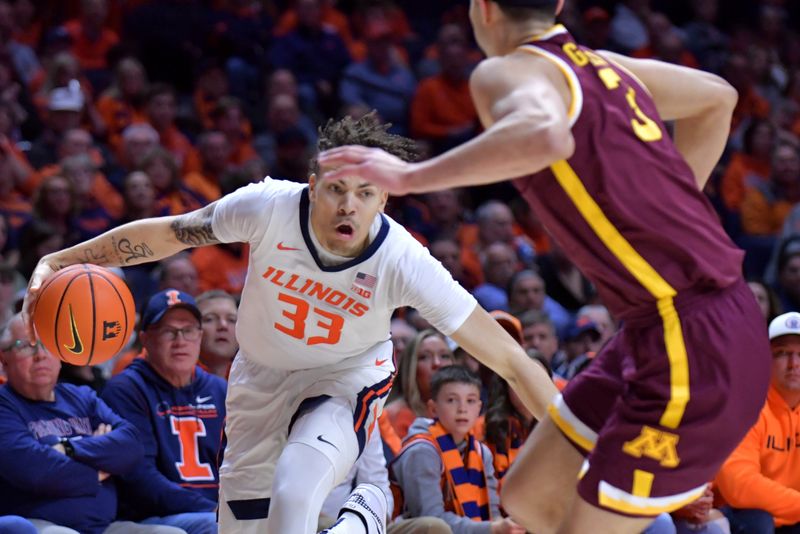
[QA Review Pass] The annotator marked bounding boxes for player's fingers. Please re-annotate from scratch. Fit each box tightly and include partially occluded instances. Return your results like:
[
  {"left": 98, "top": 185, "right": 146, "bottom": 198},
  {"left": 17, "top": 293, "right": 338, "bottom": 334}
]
[
  {"left": 21, "top": 296, "right": 36, "bottom": 344},
  {"left": 317, "top": 145, "right": 372, "bottom": 166},
  {"left": 322, "top": 164, "right": 366, "bottom": 182}
]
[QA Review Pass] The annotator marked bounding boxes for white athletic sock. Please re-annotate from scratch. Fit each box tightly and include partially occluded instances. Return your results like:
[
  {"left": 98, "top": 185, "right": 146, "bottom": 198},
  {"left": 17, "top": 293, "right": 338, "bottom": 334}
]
[{"left": 324, "top": 513, "right": 367, "bottom": 534}]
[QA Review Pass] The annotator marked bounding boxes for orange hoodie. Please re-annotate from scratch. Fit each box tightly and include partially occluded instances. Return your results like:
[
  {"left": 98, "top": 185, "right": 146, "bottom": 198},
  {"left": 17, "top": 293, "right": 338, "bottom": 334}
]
[{"left": 715, "top": 386, "right": 800, "bottom": 527}]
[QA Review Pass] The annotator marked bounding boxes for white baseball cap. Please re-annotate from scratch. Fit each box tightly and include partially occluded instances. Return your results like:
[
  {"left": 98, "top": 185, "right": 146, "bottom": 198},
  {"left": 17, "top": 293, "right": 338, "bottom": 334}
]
[{"left": 768, "top": 312, "right": 800, "bottom": 340}]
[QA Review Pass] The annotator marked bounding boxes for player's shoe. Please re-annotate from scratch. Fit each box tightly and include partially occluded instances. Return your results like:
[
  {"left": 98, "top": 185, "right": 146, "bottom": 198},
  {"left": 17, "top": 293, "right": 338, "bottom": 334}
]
[{"left": 322, "top": 483, "right": 387, "bottom": 534}]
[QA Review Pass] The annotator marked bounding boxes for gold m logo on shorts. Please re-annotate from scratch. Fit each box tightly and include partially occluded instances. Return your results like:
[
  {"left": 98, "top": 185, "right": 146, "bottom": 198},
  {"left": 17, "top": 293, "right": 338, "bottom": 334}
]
[{"left": 622, "top": 426, "right": 680, "bottom": 468}]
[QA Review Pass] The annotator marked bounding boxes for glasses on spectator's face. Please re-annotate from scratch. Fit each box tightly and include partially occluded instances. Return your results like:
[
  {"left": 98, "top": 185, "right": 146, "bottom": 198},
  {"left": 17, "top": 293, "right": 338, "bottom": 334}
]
[
  {"left": 1, "top": 340, "right": 43, "bottom": 359},
  {"left": 153, "top": 325, "right": 202, "bottom": 342}
]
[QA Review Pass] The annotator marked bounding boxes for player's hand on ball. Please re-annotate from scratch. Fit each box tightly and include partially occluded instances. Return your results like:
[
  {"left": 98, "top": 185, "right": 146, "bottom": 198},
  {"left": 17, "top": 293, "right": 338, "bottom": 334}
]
[{"left": 23, "top": 257, "right": 58, "bottom": 344}]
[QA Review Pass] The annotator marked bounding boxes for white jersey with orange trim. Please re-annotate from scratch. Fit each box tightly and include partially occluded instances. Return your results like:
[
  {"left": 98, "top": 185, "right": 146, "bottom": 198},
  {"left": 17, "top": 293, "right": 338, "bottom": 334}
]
[{"left": 211, "top": 177, "right": 477, "bottom": 370}]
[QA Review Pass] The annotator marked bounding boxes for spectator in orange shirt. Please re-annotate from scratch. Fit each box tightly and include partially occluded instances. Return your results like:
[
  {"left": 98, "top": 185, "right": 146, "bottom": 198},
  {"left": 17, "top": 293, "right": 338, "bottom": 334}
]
[
  {"left": 11, "top": 0, "right": 40, "bottom": 50},
  {"left": 145, "top": 84, "right": 194, "bottom": 169},
  {"left": 715, "top": 311, "right": 800, "bottom": 533},
  {"left": 62, "top": 0, "right": 119, "bottom": 77},
  {"left": 410, "top": 23, "right": 478, "bottom": 154},
  {"left": 97, "top": 57, "right": 148, "bottom": 152},
  {"left": 0, "top": 147, "right": 31, "bottom": 235},
  {"left": 140, "top": 147, "right": 208, "bottom": 216},
  {"left": 182, "top": 131, "right": 230, "bottom": 202},
  {"left": 61, "top": 152, "right": 121, "bottom": 221},
  {"left": 721, "top": 120, "right": 774, "bottom": 214},
  {"left": 274, "top": 0, "right": 353, "bottom": 49},
  {"left": 193, "top": 62, "right": 230, "bottom": 131},
  {"left": 724, "top": 52, "right": 771, "bottom": 135},
  {"left": 209, "top": 97, "right": 257, "bottom": 166},
  {"left": 741, "top": 143, "right": 800, "bottom": 237},
  {"left": 191, "top": 242, "right": 248, "bottom": 296},
  {"left": 196, "top": 290, "right": 238, "bottom": 379},
  {"left": 28, "top": 83, "right": 85, "bottom": 170},
  {"left": 384, "top": 329, "right": 456, "bottom": 440}
]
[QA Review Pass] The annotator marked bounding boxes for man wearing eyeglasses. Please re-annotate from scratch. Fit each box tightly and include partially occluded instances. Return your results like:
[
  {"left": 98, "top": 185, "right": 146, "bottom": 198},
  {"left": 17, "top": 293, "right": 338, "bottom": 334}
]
[
  {"left": 101, "top": 289, "right": 227, "bottom": 534},
  {"left": 715, "top": 311, "right": 800, "bottom": 533},
  {"left": 0, "top": 313, "right": 186, "bottom": 534}
]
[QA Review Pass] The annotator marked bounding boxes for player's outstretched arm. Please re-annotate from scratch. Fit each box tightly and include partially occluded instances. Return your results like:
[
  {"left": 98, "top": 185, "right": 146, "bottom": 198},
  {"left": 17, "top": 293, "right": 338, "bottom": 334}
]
[
  {"left": 318, "top": 55, "right": 574, "bottom": 195},
  {"left": 450, "top": 307, "right": 558, "bottom": 421},
  {"left": 23, "top": 203, "right": 220, "bottom": 340},
  {"left": 599, "top": 51, "right": 738, "bottom": 189}
]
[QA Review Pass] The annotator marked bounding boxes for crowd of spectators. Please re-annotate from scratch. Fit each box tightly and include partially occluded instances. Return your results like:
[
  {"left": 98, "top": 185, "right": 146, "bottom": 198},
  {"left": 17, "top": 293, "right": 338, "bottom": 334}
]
[{"left": 0, "top": 0, "right": 797, "bottom": 532}]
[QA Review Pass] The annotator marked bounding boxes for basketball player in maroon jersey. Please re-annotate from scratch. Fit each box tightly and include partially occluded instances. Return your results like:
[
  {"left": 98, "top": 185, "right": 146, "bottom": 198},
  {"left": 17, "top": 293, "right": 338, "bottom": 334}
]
[{"left": 318, "top": 1, "right": 771, "bottom": 533}]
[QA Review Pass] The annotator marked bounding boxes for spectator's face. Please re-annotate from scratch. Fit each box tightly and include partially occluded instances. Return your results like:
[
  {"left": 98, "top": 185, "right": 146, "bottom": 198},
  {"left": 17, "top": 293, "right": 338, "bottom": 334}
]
[
  {"left": 1, "top": 318, "right": 60, "bottom": 397},
  {"left": 124, "top": 171, "right": 155, "bottom": 212},
  {"left": 426, "top": 190, "right": 461, "bottom": 225},
  {"left": 565, "top": 331, "right": 600, "bottom": 359},
  {"left": 479, "top": 205, "right": 514, "bottom": 244},
  {"left": 147, "top": 93, "right": 176, "bottom": 130},
  {"left": 49, "top": 110, "right": 81, "bottom": 134},
  {"left": 522, "top": 322, "right": 558, "bottom": 361},
  {"left": 484, "top": 244, "right": 517, "bottom": 287},
  {"left": 428, "top": 382, "right": 481, "bottom": 441},
  {"left": 268, "top": 95, "right": 300, "bottom": 131},
  {"left": 199, "top": 297, "right": 239, "bottom": 362},
  {"left": 66, "top": 164, "right": 94, "bottom": 197},
  {"left": 119, "top": 63, "right": 146, "bottom": 98},
  {"left": 578, "top": 308, "right": 615, "bottom": 344},
  {"left": 390, "top": 319, "right": 416, "bottom": 358},
  {"left": 415, "top": 335, "right": 455, "bottom": 402},
  {"left": 308, "top": 172, "right": 388, "bottom": 257},
  {"left": 509, "top": 274, "right": 545, "bottom": 312},
  {"left": 748, "top": 282, "right": 771, "bottom": 320},
  {"left": 143, "top": 309, "right": 202, "bottom": 381},
  {"left": 771, "top": 335, "right": 800, "bottom": 397},
  {"left": 82, "top": 0, "right": 108, "bottom": 27},
  {"left": 42, "top": 176, "right": 72, "bottom": 217},
  {"left": 124, "top": 132, "right": 159, "bottom": 167},
  {"left": 268, "top": 70, "right": 298, "bottom": 100},
  {"left": 430, "top": 240, "right": 464, "bottom": 281},
  {"left": 296, "top": 0, "right": 321, "bottom": 29},
  {"left": 749, "top": 123, "right": 774, "bottom": 160},
  {"left": 144, "top": 157, "right": 173, "bottom": 191},
  {"left": 201, "top": 134, "right": 231, "bottom": 172},
  {"left": 60, "top": 130, "right": 92, "bottom": 158},
  {"left": 199, "top": 68, "right": 228, "bottom": 98},
  {"left": 780, "top": 255, "right": 800, "bottom": 301},
  {"left": 161, "top": 259, "right": 199, "bottom": 296},
  {"left": 772, "top": 146, "right": 800, "bottom": 187},
  {"left": 218, "top": 108, "right": 243, "bottom": 140}
]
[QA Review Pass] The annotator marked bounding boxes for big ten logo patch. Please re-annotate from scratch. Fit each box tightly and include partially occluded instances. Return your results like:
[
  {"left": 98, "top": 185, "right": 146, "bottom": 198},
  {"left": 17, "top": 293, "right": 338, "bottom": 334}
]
[
  {"left": 622, "top": 426, "right": 680, "bottom": 468},
  {"left": 103, "top": 320, "right": 122, "bottom": 340}
]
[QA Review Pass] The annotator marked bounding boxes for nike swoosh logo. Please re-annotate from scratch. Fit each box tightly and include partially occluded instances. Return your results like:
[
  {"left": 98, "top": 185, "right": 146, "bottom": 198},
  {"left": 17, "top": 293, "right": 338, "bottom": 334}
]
[
  {"left": 277, "top": 242, "right": 301, "bottom": 251},
  {"left": 64, "top": 304, "right": 84, "bottom": 354},
  {"left": 317, "top": 434, "right": 339, "bottom": 451},
  {"left": 196, "top": 395, "right": 212, "bottom": 403},
  {"left": 375, "top": 358, "right": 387, "bottom": 366}
]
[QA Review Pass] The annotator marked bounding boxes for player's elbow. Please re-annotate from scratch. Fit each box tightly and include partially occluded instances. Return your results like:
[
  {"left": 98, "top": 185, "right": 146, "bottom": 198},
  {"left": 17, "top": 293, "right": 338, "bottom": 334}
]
[
  {"left": 535, "top": 120, "right": 575, "bottom": 162},
  {"left": 703, "top": 74, "right": 738, "bottom": 113}
]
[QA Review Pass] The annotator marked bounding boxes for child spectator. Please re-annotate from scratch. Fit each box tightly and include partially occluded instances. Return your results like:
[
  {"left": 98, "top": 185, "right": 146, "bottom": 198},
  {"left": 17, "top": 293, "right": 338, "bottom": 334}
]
[{"left": 390, "top": 365, "right": 525, "bottom": 533}]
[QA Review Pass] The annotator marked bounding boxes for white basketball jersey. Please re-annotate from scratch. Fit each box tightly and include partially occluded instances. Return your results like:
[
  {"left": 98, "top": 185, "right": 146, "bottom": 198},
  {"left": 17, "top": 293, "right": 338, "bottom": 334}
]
[{"left": 211, "top": 177, "right": 477, "bottom": 370}]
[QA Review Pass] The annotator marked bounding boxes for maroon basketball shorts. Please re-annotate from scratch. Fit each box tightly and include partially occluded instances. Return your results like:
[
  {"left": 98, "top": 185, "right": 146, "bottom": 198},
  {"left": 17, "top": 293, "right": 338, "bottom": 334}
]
[{"left": 549, "top": 279, "right": 770, "bottom": 517}]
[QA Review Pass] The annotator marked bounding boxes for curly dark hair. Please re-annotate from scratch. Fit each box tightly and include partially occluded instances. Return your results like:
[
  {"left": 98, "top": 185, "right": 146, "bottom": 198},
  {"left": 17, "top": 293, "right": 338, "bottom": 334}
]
[{"left": 310, "top": 111, "right": 418, "bottom": 176}]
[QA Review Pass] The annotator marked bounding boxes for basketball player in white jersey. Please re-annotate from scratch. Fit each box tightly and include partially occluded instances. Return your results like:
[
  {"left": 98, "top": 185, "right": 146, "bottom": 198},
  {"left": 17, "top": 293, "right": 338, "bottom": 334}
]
[{"left": 24, "top": 114, "right": 556, "bottom": 534}]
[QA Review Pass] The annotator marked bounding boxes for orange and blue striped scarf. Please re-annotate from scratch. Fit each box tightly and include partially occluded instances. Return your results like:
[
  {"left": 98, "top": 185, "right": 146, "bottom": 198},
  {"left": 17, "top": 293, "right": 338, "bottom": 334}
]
[
  {"left": 427, "top": 420, "right": 491, "bottom": 521},
  {"left": 488, "top": 416, "right": 529, "bottom": 485}
]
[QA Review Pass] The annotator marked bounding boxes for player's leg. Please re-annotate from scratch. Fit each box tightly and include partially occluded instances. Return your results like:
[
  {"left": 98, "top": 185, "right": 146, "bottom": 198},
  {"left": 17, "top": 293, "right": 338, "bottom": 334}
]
[
  {"left": 502, "top": 338, "right": 627, "bottom": 534},
  {"left": 501, "top": 414, "right": 584, "bottom": 532},
  {"left": 218, "top": 356, "right": 294, "bottom": 534},
  {"left": 269, "top": 396, "right": 388, "bottom": 534},
  {"left": 556, "top": 498, "right": 655, "bottom": 534}
]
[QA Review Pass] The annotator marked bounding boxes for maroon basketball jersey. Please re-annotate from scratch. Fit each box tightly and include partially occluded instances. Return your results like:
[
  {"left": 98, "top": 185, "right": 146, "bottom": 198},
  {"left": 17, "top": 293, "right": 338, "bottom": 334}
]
[{"left": 513, "top": 26, "right": 742, "bottom": 321}]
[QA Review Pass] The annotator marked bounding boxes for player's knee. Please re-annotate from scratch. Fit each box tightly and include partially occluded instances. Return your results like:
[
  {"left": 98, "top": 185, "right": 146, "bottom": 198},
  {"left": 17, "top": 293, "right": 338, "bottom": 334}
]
[{"left": 501, "top": 481, "right": 560, "bottom": 534}]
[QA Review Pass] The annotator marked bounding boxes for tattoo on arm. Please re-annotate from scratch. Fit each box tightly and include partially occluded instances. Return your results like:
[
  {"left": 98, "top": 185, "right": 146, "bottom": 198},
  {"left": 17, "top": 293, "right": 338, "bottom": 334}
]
[
  {"left": 110, "top": 236, "right": 154, "bottom": 265},
  {"left": 170, "top": 204, "right": 219, "bottom": 247},
  {"left": 82, "top": 248, "right": 110, "bottom": 266}
]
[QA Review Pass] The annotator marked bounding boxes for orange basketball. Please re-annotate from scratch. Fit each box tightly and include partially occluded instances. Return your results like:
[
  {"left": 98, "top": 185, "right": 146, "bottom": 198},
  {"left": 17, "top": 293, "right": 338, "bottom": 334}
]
[{"left": 32, "top": 264, "right": 135, "bottom": 365}]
